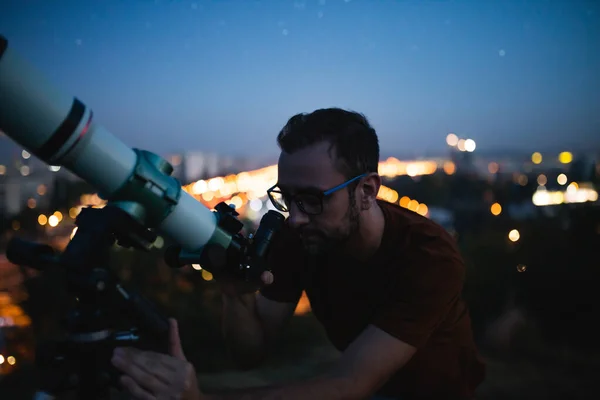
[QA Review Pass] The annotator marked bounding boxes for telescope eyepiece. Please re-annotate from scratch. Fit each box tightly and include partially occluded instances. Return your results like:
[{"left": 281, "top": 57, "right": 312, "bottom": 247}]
[{"left": 251, "top": 211, "right": 285, "bottom": 260}]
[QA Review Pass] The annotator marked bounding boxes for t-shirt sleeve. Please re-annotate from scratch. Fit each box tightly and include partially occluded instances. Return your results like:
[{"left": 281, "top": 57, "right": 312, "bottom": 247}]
[
  {"left": 371, "top": 226, "right": 466, "bottom": 348},
  {"left": 259, "top": 223, "right": 306, "bottom": 304}
]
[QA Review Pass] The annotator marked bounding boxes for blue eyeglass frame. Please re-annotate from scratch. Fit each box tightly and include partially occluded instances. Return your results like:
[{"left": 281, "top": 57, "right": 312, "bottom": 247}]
[
  {"left": 321, "top": 173, "right": 367, "bottom": 196},
  {"left": 267, "top": 173, "right": 367, "bottom": 215}
]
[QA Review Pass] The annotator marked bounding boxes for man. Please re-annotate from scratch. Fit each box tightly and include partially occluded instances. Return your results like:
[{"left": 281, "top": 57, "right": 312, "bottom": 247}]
[{"left": 112, "top": 108, "right": 486, "bottom": 399}]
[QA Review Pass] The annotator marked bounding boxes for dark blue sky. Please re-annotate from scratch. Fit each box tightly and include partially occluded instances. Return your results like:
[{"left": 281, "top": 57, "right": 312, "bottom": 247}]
[{"left": 1, "top": 0, "right": 599, "bottom": 159}]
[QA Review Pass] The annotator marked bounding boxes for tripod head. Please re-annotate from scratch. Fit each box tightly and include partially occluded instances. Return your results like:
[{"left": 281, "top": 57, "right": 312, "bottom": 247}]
[{"left": 0, "top": 34, "right": 286, "bottom": 399}]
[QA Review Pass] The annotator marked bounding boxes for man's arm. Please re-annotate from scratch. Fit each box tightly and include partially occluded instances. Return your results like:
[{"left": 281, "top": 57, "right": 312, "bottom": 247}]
[
  {"left": 223, "top": 223, "right": 306, "bottom": 369},
  {"left": 206, "top": 324, "right": 416, "bottom": 400},
  {"left": 256, "top": 293, "right": 299, "bottom": 345},
  {"left": 222, "top": 292, "right": 299, "bottom": 368}
]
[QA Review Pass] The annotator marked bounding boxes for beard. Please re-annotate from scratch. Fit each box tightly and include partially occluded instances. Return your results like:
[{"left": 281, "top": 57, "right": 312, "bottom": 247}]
[{"left": 301, "top": 195, "right": 361, "bottom": 256}]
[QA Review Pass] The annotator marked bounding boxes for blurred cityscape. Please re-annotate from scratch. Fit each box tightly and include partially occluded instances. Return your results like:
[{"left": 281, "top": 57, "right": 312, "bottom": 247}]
[{"left": 1, "top": 130, "right": 599, "bottom": 399}]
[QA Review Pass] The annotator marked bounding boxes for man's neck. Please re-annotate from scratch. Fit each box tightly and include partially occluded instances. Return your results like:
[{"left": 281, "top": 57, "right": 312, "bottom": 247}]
[{"left": 344, "top": 202, "right": 385, "bottom": 261}]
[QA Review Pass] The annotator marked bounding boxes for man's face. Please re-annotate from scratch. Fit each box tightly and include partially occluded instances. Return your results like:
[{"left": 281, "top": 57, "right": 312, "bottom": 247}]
[{"left": 276, "top": 141, "right": 361, "bottom": 255}]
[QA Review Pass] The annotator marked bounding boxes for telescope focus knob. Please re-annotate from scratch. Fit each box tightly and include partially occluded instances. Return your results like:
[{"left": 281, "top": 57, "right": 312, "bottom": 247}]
[{"left": 139, "top": 150, "right": 174, "bottom": 176}]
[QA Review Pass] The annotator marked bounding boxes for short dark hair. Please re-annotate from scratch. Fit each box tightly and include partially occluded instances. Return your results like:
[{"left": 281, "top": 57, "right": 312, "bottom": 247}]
[{"left": 276, "top": 108, "right": 380, "bottom": 179}]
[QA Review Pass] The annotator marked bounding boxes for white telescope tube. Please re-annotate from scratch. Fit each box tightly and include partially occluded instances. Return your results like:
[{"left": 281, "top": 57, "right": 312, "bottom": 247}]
[{"left": 0, "top": 35, "right": 226, "bottom": 251}]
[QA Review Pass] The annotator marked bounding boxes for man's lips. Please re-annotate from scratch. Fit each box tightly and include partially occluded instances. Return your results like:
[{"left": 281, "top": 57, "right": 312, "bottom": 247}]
[{"left": 300, "top": 230, "right": 322, "bottom": 240}]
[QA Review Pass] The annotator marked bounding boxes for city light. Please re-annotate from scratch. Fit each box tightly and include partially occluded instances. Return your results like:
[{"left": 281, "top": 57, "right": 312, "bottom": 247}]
[
  {"left": 53, "top": 211, "right": 63, "bottom": 222},
  {"left": 443, "top": 161, "right": 456, "bottom": 175},
  {"left": 416, "top": 203, "right": 429, "bottom": 216},
  {"left": 0, "top": 354, "right": 16, "bottom": 365},
  {"left": 517, "top": 174, "right": 528, "bottom": 186},
  {"left": 448, "top": 135, "right": 476, "bottom": 153},
  {"left": 532, "top": 189, "right": 564, "bottom": 206},
  {"left": 558, "top": 151, "right": 573, "bottom": 164},
  {"left": 531, "top": 152, "right": 542, "bottom": 164},
  {"left": 464, "top": 139, "right": 476, "bottom": 152},
  {"left": 537, "top": 174, "right": 547, "bottom": 186},
  {"left": 398, "top": 195, "right": 429, "bottom": 217},
  {"left": 69, "top": 207, "right": 79, "bottom": 219},
  {"left": 37, "top": 214, "right": 47, "bottom": 226},
  {"left": 227, "top": 195, "right": 243, "bottom": 210},
  {"left": 399, "top": 196, "right": 410, "bottom": 208},
  {"left": 446, "top": 133, "right": 459, "bottom": 146},
  {"left": 48, "top": 215, "right": 59, "bottom": 227},
  {"left": 565, "top": 185, "right": 598, "bottom": 203},
  {"left": 490, "top": 203, "right": 502, "bottom": 216},
  {"left": 557, "top": 174, "right": 568, "bottom": 185},
  {"left": 378, "top": 186, "right": 399, "bottom": 203},
  {"left": 508, "top": 229, "right": 520, "bottom": 242},
  {"left": 249, "top": 198, "right": 263, "bottom": 211},
  {"left": 378, "top": 158, "right": 438, "bottom": 178},
  {"left": 531, "top": 183, "right": 598, "bottom": 206},
  {"left": 201, "top": 269, "right": 213, "bottom": 281}
]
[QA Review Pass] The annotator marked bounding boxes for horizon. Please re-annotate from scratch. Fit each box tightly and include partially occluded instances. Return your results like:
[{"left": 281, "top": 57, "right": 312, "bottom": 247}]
[{"left": 1, "top": 130, "right": 598, "bottom": 169}]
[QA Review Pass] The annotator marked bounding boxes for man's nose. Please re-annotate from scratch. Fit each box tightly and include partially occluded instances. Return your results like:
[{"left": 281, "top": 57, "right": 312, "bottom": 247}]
[{"left": 287, "top": 202, "right": 309, "bottom": 229}]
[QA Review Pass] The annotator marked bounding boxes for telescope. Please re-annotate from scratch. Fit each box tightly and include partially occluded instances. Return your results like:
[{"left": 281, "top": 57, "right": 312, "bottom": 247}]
[{"left": 0, "top": 35, "right": 285, "bottom": 399}]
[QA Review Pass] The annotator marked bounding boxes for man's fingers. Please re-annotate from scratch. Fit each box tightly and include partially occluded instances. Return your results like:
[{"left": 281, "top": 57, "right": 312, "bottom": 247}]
[
  {"left": 169, "top": 318, "right": 187, "bottom": 360},
  {"left": 113, "top": 348, "right": 172, "bottom": 385},
  {"left": 113, "top": 355, "right": 168, "bottom": 394},
  {"left": 120, "top": 375, "right": 155, "bottom": 400},
  {"left": 111, "top": 346, "right": 198, "bottom": 400}
]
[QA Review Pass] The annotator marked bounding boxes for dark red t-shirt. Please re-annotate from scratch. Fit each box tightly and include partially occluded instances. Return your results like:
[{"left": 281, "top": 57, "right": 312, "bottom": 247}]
[{"left": 260, "top": 200, "right": 486, "bottom": 399}]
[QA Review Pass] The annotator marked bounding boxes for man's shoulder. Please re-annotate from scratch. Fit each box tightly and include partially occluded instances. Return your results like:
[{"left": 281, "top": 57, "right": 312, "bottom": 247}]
[
  {"left": 379, "top": 200, "right": 456, "bottom": 245},
  {"left": 378, "top": 200, "right": 464, "bottom": 273}
]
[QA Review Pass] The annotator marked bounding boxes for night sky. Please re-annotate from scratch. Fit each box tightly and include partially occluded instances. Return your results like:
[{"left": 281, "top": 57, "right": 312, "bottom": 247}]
[{"left": 1, "top": 0, "right": 599, "bottom": 160}]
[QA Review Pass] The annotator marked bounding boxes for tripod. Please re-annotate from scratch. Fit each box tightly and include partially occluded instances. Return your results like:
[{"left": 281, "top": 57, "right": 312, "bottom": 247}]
[{"left": 7, "top": 205, "right": 172, "bottom": 400}]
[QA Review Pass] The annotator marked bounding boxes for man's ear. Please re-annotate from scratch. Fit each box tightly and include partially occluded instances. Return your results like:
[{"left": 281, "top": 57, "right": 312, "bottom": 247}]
[{"left": 358, "top": 173, "right": 381, "bottom": 210}]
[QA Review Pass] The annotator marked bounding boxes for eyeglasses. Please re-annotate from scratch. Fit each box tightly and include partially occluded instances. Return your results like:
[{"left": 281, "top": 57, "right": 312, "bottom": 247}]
[{"left": 267, "top": 173, "right": 366, "bottom": 216}]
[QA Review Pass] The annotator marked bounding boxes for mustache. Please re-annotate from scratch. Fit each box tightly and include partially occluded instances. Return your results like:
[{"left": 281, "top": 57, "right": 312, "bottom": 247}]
[{"left": 297, "top": 228, "right": 325, "bottom": 238}]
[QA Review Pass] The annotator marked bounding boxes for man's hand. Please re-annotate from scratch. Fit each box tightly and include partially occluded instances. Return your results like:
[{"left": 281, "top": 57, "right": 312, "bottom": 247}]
[
  {"left": 112, "top": 318, "right": 203, "bottom": 400},
  {"left": 216, "top": 270, "right": 274, "bottom": 297}
]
